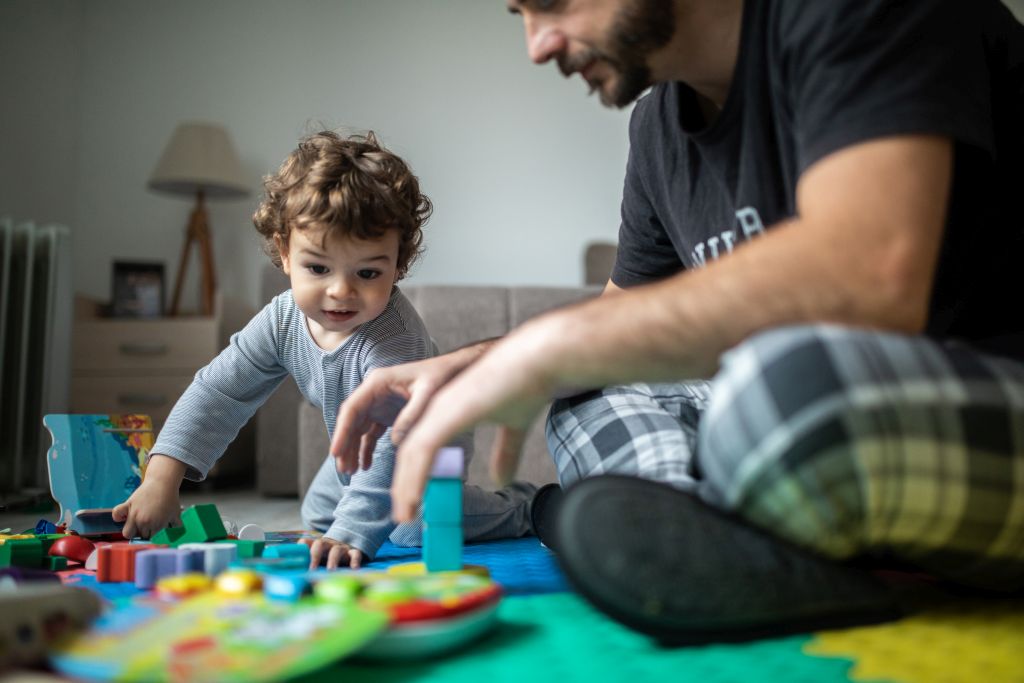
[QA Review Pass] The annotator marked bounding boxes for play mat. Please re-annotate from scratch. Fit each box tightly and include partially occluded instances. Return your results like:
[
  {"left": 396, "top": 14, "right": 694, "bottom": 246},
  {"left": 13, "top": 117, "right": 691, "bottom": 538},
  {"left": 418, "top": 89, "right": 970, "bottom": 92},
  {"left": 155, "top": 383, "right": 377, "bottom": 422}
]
[{"left": 57, "top": 535, "right": 1024, "bottom": 683}]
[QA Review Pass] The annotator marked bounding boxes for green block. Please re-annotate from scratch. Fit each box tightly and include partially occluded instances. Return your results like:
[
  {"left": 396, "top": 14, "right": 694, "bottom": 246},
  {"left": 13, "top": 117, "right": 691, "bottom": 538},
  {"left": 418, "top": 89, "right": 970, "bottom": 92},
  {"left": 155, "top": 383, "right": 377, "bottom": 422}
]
[
  {"left": 2, "top": 539, "right": 46, "bottom": 568},
  {"left": 178, "top": 504, "right": 227, "bottom": 544},
  {"left": 218, "top": 539, "right": 265, "bottom": 558},
  {"left": 46, "top": 556, "right": 68, "bottom": 571},
  {"left": 151, "top": 526, "right": 187, "bottom": 546}
]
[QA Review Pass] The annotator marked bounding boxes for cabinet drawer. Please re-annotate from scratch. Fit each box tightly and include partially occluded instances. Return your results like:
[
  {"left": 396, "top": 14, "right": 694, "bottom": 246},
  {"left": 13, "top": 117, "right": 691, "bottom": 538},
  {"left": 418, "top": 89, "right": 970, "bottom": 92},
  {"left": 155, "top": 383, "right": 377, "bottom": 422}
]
[
  {"left": 72, "top": 318, "right": 219, "bottom": 373},
  {"left": 70, "top": 375, "right": 194, "bottom": 427}
]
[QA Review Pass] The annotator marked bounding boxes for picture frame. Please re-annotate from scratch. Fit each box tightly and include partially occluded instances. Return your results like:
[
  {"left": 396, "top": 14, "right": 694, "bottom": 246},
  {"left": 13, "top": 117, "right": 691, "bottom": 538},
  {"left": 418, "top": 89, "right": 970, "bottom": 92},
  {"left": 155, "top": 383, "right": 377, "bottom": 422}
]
[{"left": 111, "top": 261, "right": 165, "bottom": 318}]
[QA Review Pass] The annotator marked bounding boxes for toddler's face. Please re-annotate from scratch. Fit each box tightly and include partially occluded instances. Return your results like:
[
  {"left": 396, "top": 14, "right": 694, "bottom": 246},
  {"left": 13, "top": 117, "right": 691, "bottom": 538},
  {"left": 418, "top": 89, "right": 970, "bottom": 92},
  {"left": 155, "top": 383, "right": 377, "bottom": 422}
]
[{"left": 279, "top": 227, "right": 399, "bottom": 350}]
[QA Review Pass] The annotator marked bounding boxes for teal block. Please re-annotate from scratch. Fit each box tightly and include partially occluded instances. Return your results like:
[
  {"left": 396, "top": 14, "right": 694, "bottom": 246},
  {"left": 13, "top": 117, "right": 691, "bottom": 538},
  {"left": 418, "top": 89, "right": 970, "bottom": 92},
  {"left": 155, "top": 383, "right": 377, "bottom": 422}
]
[
  {"left": 263, "top": 543, "right": 310, "bottom": 563},
  {"left": 423, "top": 523, "right": 462, "bottom": 572},
  {"left": 424, "top": 479, "right": 462, "bottom": 525}
]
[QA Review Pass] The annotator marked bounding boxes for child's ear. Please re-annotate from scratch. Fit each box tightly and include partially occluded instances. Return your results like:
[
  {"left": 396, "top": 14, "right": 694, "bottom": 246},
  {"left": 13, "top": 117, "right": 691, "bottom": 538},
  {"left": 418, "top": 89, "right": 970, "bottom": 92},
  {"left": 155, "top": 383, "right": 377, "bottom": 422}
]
[{"left": 275, "top": 234, "right": 291, "bottom": 275}]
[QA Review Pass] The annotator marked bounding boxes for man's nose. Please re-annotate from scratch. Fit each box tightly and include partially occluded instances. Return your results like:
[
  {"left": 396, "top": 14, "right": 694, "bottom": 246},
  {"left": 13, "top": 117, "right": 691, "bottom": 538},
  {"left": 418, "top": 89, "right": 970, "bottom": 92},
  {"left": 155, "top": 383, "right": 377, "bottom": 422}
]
[{"left": 525, "top": 18, "right": 566, "bottom": 64}]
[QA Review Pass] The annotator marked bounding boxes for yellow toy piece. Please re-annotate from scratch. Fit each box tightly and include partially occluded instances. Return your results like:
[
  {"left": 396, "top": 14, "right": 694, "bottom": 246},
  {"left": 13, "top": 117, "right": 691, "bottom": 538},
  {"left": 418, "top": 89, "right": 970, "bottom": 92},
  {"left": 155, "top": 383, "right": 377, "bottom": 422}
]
[
  {"left": 804, "top": 598, "right": 1024, "bottom": 683},
  {"left": 215, "top": 568, "right": 263, "bottom": 596},
  {"left": 0, "top": 535, "right": 35, "bottom": 544},
  {"left": 154, "top": 572, "right": 213, "bottom": 600},
  {"left": 386, "top": 561, "right": 490, "bottom": 578}
]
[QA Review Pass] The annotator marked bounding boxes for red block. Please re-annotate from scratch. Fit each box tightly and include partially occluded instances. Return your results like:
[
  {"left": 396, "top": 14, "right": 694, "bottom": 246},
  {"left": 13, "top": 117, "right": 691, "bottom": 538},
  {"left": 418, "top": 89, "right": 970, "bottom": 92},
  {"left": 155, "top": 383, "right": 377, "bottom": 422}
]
[
  {"left": 96, "top": 543, "right": 161, "bottom": 582},
  {"left": 49, "top": 535, "right": 96, "bottom": 565}
]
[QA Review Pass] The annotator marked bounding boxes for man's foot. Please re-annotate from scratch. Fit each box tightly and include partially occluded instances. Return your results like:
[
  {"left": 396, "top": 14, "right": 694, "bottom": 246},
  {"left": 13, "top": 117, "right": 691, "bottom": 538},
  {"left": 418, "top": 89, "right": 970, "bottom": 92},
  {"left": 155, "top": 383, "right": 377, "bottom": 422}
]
[
  {"left": 529, "top": 483, "right": 564, "bottom": 552},
  {"left": 554, "top": 475, "right": 903, "bottom": 645}
]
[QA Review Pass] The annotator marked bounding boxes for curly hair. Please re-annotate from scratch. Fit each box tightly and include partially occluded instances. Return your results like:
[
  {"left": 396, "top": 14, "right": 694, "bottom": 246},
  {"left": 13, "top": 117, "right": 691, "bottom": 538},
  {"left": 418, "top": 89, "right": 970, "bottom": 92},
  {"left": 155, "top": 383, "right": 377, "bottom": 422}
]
[{"left": 253, "top": 130, "right": 431, "bottom": 280}]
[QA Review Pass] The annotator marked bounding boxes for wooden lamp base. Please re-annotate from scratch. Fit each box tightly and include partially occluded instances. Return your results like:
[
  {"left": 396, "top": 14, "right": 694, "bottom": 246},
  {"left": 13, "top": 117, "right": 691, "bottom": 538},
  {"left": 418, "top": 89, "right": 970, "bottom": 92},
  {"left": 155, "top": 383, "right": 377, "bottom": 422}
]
[{"left": 169, "top": 190, "right": 217, "bottom": 316}]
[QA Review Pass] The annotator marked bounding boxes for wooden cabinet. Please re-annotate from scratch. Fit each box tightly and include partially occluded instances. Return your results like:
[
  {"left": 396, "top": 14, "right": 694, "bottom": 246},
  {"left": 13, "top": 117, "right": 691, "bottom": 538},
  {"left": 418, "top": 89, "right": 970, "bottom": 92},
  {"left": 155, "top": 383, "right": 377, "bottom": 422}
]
[{"left": 70, "top": 298, "right": 220, "bottom": 430}]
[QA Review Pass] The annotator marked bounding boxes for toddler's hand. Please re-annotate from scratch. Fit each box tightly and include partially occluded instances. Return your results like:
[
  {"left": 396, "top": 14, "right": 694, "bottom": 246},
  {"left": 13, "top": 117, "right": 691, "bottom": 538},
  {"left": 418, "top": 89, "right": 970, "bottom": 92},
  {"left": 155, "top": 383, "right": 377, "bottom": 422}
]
[
  {"left": 301, "top": 537, "right": 364, "bottom": 570},
  {"left": 111, "top": 455, "right": 186, "bottom": 539},
  {"left": 112, "top": 479, "right": 182, "bottom": 539}
]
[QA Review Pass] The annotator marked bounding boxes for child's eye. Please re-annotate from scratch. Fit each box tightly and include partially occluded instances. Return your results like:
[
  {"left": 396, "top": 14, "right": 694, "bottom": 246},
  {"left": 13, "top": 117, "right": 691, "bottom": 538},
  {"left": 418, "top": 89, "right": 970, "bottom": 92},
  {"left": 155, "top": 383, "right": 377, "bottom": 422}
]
[
  {"left": 357, "top": 269, "right": 381, "bottom": 280},
  {"left": 307, "top": 264, "right": 329, "bottom": 275}
]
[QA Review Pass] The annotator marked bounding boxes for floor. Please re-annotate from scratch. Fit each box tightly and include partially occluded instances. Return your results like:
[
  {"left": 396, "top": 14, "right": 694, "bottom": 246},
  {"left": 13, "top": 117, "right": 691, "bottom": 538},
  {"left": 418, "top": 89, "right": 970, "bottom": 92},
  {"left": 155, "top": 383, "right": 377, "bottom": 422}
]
[{"left": 0, "top": 488, "right": 303, "bottom": 535}]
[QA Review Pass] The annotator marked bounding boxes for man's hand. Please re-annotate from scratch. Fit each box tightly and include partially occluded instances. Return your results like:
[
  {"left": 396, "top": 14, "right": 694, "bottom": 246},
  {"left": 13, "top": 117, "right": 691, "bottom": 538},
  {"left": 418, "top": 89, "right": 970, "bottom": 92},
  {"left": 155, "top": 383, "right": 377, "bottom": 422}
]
[
  {"left": 331, "top": 344, "right": 494, "bottom": 475},
  {"left": 111, "top": 455, "right": 186, "bottom": 539},
  {"left": 390, "top": 321, "right": 559, "bottom": 522},
  {"left": 301, "top": 537, "right": 364, "bottom": 570}
]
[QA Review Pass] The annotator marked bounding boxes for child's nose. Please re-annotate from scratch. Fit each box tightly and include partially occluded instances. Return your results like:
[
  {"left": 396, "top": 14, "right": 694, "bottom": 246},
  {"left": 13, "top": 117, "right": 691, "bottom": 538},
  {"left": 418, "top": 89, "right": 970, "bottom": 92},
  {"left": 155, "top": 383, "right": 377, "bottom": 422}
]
[{"left": 327, "top": 276, "right": 354, "bottom": 298}]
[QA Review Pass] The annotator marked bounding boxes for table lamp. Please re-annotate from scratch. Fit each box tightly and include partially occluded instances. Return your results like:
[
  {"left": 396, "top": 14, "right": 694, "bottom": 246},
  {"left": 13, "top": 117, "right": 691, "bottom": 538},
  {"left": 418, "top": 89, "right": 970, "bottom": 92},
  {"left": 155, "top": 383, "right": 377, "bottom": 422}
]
[{"left": 148, "top": 122, "right": 248, "bottom": 316}]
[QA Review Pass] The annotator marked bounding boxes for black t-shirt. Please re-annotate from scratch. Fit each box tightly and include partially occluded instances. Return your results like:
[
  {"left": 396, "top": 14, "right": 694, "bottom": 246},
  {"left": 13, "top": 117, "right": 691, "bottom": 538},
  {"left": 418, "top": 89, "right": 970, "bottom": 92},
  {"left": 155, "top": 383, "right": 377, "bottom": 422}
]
[{"left": 613, "top": 0, "right": 1024, "bottom": 359}]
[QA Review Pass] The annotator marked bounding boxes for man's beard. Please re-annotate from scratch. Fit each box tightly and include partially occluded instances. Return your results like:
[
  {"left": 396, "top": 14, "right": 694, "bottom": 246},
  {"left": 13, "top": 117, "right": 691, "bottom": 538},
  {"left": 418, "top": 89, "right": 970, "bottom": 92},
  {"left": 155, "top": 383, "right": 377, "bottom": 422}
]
[{"left": 603, "top": 0, "right": 676, "bottom": 108}]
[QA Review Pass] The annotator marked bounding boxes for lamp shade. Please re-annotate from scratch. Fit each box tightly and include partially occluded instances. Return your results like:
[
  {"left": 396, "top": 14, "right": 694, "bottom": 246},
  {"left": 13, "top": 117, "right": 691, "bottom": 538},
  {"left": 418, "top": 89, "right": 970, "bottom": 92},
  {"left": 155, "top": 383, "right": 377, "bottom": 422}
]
[{"left": 148, "top": 122, "right": 249, "bottom": 198}]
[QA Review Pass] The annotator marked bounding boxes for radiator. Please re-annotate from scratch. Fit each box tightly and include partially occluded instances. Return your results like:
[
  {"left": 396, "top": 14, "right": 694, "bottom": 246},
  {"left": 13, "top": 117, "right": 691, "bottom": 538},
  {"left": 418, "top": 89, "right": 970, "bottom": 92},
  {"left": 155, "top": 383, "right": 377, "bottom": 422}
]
[{"left": 0, "top": 217, "right": 73, "bottom": 500}]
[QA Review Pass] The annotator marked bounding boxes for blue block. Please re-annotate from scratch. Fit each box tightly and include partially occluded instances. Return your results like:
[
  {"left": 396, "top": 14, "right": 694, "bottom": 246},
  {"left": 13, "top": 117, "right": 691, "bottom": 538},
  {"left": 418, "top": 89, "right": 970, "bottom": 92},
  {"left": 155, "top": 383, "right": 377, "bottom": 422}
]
[
  {"left": 424, "top": 479, "right": 462, "bottom": 525},
  {"left": 263, "top": 571, "right": 312, "bottom": 602},
  {"left": 134, "top": 548, "right": 200, "bottom": 589},
  {"left": 263, "top": 543, "right": 311, "bottom": 563},
  {"left": 423, "top": 523, "right": 462, "bottom": 572}
]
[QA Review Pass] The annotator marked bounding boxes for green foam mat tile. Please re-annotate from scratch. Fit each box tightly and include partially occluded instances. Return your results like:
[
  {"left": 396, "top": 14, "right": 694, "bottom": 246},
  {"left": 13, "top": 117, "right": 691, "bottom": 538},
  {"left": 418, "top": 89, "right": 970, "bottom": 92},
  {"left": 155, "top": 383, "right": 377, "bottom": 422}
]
[{"left": 299, "top": 592, "right": 858, "bottom": 683}]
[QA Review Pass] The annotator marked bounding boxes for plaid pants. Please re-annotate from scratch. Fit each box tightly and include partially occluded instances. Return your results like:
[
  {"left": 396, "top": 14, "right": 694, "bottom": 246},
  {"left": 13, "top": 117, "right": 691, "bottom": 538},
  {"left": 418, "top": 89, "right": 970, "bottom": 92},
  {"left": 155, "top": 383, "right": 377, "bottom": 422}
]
[{"left": 546, "top": 324, "right": 1024, "bottom": 589}]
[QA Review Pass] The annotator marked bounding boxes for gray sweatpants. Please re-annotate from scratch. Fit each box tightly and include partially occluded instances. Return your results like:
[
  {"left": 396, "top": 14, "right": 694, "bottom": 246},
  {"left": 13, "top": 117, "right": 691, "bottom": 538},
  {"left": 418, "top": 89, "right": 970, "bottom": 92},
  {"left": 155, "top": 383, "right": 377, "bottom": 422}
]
[{"left": 301, "top": 452, "right": 535, "bottom": 551}]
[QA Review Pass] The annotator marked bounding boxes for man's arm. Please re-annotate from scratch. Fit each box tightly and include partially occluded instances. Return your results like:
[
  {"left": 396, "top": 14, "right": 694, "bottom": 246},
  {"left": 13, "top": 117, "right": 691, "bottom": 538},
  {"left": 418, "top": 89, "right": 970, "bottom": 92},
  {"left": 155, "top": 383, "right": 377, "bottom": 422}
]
[
  {"left": 331, "top": 339, "right": 498, "bottom": 473},
  {"left": 387, "top": 134, "right": 952, "bottom": 520}
]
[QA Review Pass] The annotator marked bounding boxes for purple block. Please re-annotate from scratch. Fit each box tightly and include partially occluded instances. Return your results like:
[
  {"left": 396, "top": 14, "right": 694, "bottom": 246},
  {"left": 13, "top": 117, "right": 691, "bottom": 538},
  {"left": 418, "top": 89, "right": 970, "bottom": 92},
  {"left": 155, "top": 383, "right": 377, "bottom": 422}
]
[
  {"left": 134, "top": 548, "right": 201, "bottom": 589},
  {"left": 431, "top": 447, "right": 464, "bottom": 479}
]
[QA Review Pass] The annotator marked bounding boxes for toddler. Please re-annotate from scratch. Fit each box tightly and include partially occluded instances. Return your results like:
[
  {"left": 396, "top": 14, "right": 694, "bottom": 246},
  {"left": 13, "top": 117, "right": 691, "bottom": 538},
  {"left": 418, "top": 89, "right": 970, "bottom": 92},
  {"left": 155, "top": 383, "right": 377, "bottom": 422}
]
[{"left": 112, "top": 131, "right": 535, "bottom": 568}]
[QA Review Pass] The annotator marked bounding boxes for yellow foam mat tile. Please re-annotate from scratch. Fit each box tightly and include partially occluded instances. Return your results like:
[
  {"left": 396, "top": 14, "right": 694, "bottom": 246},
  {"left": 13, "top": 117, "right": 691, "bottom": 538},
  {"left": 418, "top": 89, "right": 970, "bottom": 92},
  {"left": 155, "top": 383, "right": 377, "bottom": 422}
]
[{"left": 803, "top": 598, "right": 1024, "bottom": 683}]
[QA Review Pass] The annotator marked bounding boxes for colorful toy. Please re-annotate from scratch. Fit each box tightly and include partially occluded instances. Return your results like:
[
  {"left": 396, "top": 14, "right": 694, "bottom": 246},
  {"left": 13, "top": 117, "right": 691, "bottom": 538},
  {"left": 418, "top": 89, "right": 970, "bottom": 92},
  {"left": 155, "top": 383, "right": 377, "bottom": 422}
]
[
  {"left": 423, "top": 447, "right": 464, "bottom": 572},
  {"left": 178, "top": 542, "right": 237, "bottom": 576},
  {"left": 217, "top": 538, "right": 265, "bottom": 558},
  {"left": 134, "top": 548, "right": 203, "bottom": 589},
  {"left": 238, "top": 523, "right": 267, "bottom": 541},
  {"left": 50, "top": 592, "right": 390, "bottom": 682},
  {"left": 262, "top": 542, "right": 310, "bottom": 563},
  {"left": 96, "top": 543, "right": 160, "bottom": 583},
  {"left": 154, "top": 572, "right": 213, "bottom": 600},
  {"left": 48, "top": 534, "right": 96, "bottom": 565},
  {"left": 263, "top": 571, "right": 312, "bottom": 602},
  {"left": 43, "top": 414, "right": 153, "bottom": 535},
  {"left": 151, "top": 504, "right": 227, "bottom": 546},
  {"left": 215, "top": 568, "right": 263, "bottom": 596}
]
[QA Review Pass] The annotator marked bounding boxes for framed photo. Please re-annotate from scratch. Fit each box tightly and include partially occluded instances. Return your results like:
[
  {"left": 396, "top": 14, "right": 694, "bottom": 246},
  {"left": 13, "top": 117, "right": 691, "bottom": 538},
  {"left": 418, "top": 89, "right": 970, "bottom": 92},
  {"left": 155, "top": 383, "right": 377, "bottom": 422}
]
[{"left": 111, "top": 261, "right": 165, "bottom": 318}]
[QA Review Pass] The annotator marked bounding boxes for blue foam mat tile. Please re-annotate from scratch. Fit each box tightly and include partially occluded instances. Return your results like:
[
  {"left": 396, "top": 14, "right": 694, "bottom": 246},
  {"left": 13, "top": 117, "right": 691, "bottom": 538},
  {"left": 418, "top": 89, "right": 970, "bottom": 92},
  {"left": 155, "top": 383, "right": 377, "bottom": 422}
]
[{"left": 369, "top": 537, "right": 569, "bottom": 595}]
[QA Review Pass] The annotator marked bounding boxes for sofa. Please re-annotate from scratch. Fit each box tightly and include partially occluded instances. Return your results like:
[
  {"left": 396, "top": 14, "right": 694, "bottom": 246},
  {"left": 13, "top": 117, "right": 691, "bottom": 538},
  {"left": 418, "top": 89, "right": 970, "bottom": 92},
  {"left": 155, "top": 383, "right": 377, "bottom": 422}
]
[{"left": 255, "top": 265, "right": 602, "bottom": 499}]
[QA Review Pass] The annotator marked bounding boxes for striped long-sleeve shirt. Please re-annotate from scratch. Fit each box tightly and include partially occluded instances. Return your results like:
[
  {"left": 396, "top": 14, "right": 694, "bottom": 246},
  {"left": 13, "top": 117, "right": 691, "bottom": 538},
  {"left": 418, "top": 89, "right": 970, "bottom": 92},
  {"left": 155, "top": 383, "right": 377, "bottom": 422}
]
[{"left": 152, "top": 286, "right": 434, "bottom": 556}]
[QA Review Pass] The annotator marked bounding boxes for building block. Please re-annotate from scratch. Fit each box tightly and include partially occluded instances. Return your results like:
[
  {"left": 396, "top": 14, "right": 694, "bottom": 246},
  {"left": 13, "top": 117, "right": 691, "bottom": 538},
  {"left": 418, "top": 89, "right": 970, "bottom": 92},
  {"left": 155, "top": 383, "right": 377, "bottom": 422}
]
[
  {"left": 48, "top": 535, "right": 96, "bottom": 565},
  {"left": 232, "top": 556, "right": 310, "bottom": 573},
  {"left": 424, "top": 479, "right": 462, "bottom": 524},
  {"left": 263, "top": 571, "right": 312, "bottom": 602},
  {"left": 423, "top": 447, "right": 464, "bottom": 573},
  {"left": 0, "top": 538, "right": 52, "bottom": 569},
  {"left": 96, "top": 544, "right": 159, "bottom": 582},
  {"left": 262, "top": 543, "right": 310, "bottom": 563},
  {"left": 178, "top": 543, "right": 237, "bottom": 576},
  {"left": 217, "top": 539, "right": 265, "bottom": 559},
  {"left": 134, "top": 548, "right": 203, "bottom": 589},
  {"left": 45, "top": 556, "right": 68, "bottom": 571},
  {"left": 150, "top": 504, "right": 227, "bottom": 547},
  {"left": 423, "top": 524, "right": 462, "bottom": 572},
  {"left": 150, "top": 527, "right": 187, "bottom": 546}
]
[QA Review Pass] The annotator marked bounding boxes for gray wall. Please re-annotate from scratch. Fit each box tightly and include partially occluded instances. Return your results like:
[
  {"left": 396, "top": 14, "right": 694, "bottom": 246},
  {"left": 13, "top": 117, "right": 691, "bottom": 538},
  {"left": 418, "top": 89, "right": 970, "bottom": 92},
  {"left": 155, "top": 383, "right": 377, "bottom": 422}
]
[
  {"left": 0, "top": 1, "right": 630, "bottom": 313},
  {"left": 5, "top": 1, "right": 1023, "bottom": 313}
]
